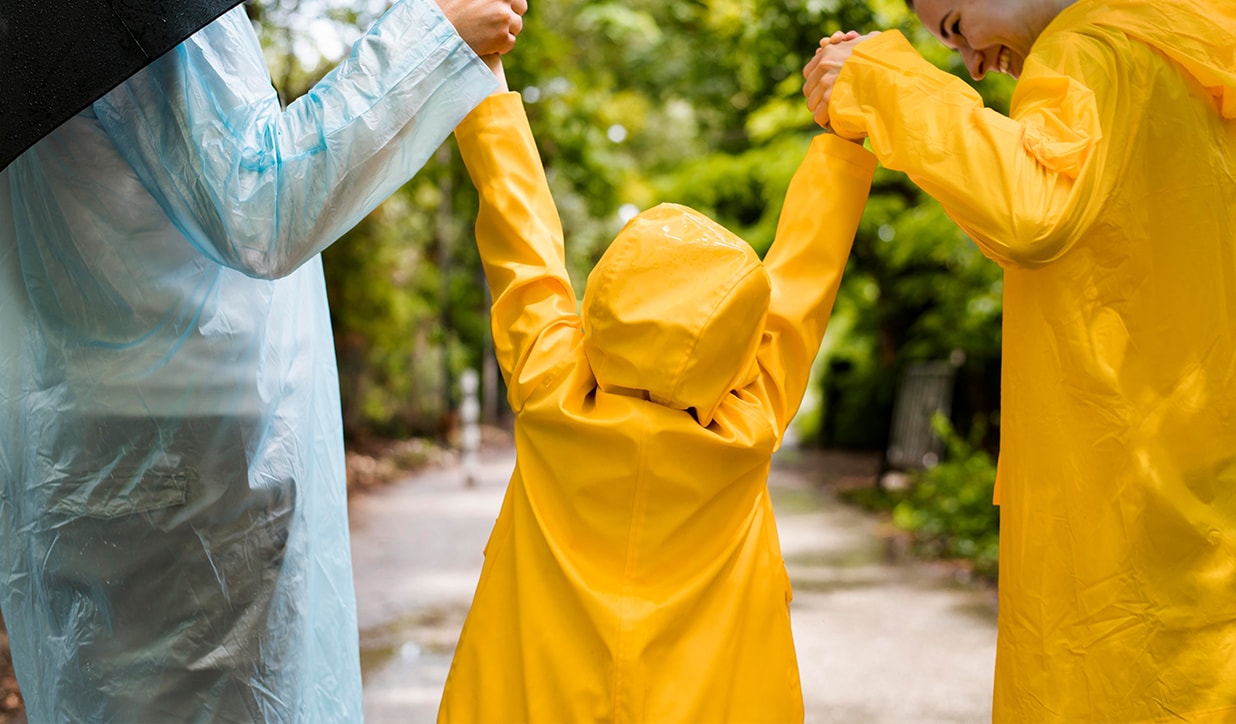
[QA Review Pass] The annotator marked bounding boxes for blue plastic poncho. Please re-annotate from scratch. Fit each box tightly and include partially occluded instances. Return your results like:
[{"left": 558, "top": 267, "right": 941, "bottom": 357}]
[{"left": 0, "top": 2, "right": 495, "bottom": 720}]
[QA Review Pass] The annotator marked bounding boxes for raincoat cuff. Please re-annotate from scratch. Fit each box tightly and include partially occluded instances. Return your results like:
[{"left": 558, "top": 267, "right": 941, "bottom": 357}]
[
  {"left": 414, "top": 0, "right": 500, "bottom": 96},
  {"left": 457, "top": 91, "right": 525, "bottom": 137},
  {"left": 808, "top": 132, "right": 877, "bottom": 176},
  {"left": 829, "top": 30, "right": 935, "bottom": 141}
]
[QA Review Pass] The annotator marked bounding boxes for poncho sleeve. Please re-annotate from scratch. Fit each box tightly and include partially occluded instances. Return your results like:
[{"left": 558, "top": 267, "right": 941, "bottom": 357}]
[
  {"left": 828, "top": 30, "right": 1115, "bottom": 269},
  {"left": 93, "top": 0, "right": 496, "bottom": 280}
]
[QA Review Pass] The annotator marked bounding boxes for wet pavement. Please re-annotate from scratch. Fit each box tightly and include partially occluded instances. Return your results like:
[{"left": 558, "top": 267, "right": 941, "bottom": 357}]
[{"left": 350, "top": 446, "right": 998, "bottom": 723}]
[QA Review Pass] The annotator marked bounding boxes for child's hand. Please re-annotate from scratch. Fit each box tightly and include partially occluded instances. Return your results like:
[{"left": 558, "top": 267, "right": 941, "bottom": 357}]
[
  {"left": 482, "top": 54, "right": 509, "bottom": 93},
  {"left": 802, "top": 30, "right": 879, "bottom": 138}
]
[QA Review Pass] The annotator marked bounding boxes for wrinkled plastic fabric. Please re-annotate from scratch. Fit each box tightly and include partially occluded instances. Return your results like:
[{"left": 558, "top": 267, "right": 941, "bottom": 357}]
[
  {"left": 0, "top": 2, "right": 495, "bottom": 721},
  {"left": 829, "top": 0, "right": 1236, "bottom": 721},
  {"left": 439, "top": 92, "right": 876, "bottom": 723}
]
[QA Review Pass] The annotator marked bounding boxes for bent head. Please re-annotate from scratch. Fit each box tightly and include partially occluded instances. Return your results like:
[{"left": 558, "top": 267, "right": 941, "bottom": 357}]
[
  {"left": 581, "top": 204, "right": 770, "bottom": 426},
  {"left": 908, "top": 0, "right": 1076, "bottom": 80}
]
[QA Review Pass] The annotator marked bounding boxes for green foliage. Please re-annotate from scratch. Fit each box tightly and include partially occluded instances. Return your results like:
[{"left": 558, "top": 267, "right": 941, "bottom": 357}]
[
  {"left": 322, "top": 169, "right": 461, "bottom": 437},
  {"left": 654, "top": 133, "right": 811, "bottom": 256},
  {"left": 891, "top": 415, "right": 1000, "bottom": 579}
]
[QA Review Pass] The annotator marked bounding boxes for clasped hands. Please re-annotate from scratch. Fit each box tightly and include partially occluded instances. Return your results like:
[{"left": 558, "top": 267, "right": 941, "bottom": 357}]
[
  {"left": 803, "top": 30, "right": 880, "bottom": 139},
  {"left": 436, "top": 0, "right": 528, "bottom": 57}
]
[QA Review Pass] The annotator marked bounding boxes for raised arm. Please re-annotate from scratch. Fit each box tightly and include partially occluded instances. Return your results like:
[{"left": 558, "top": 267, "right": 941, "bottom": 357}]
[
  {"left": 824, "top": 30, "right": 1114, "bottom": 269},
  {"left": 93, "top": 0, "right": 499, "bottom": 280},
  {"left": 757, "top": 133, "right": 876, "bottom": 436},
  {"left": 455, "top": 89, "right": 581, "bottom": 411}
]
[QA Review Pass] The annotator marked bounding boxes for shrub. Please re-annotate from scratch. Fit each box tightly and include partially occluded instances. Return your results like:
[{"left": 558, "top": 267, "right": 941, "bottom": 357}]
[{"left": 891, "top": 414, "right": 1000, "bottom": 580}]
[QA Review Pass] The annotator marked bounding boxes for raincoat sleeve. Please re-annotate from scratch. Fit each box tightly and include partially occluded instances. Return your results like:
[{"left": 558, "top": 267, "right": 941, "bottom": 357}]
[
  {"left": 455, "top": 92, "right": 581, "bottom": 411},
  {"left": 92, "top": 1, "right": 497, "bottom": 280},
  {"left": 828, "top": 30, "right": 1111, "bottom": 268},
  {"left": 758, "top": 133, "right": 876, "bottom": 435}
]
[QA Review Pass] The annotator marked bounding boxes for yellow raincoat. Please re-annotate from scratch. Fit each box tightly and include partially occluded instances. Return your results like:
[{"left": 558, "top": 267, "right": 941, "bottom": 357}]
[
  {"left": 828, "top": 0, "right": 1236, "bottom": 721},
  {"left": 439, "top": 92, "right": 875, "bottom": 723}
]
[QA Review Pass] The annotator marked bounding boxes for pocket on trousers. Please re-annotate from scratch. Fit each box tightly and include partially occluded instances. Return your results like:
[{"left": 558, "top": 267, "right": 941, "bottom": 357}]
[
  {"left": 37, "top": 417, "right": 197, "bottom": 519},
  {"left": 44, "top": 462, "right": 192, "bottom": 519}
]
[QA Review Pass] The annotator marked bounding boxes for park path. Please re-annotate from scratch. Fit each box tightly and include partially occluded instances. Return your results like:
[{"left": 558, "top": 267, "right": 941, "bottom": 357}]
[{"left": 350, "top": 446, "right": 998, "bottom": 723}]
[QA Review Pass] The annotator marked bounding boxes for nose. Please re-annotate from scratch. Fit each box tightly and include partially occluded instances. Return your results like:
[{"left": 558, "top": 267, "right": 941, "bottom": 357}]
[{"left": 960, "top": 48, "right": 987, "bottom": 81}]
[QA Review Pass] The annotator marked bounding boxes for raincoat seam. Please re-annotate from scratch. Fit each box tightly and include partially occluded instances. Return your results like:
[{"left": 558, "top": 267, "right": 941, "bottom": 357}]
[
  {"left": 672, "top": 264, "right": 767, "bottom": 418},
  {"left": 612, "top": 404, "right": 651, "bottom": 722}
]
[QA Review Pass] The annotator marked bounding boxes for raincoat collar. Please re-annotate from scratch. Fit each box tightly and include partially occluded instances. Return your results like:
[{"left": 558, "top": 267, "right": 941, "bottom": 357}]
[
  {"left": 581, "top": 204, "right": 770, "bottom": 427},
  {"left": 1046, "top": 0, "right": 1236, "bottom": 118}
]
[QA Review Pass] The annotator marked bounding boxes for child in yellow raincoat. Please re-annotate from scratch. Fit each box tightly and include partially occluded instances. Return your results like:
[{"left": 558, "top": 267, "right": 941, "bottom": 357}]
[
  {"left": 438, "top": 55, "right": 875, "bottom": 723},
  {"left": 804, "top": 0, "right": 1236, "bottom": 721}
]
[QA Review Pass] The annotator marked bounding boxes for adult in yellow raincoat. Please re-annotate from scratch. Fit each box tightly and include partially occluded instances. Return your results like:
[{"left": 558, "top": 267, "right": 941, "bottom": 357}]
[
  {"left": 438, "top": 57, "right": 875, "bottom": 723},
  {"left": 804, "top": 0, "right": 1236, "bottom": 721}
]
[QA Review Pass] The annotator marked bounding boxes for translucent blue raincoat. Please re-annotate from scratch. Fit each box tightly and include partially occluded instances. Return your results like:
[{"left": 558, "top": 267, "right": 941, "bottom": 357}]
[{"left": 0, "top": 2, "right": 495, "bottom": 720}]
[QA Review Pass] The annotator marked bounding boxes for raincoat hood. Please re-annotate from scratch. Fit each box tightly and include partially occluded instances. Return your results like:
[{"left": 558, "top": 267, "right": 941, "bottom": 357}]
[
  {"left": 1051, "top": 0, "right": 1236, "bottom": 118},
  {"left": 581, "top": 203, "right": 770, "bottom": 426}
]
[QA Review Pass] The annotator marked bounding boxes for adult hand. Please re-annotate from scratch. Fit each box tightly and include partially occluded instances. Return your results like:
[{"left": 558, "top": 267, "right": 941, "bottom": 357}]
[
  {"left": 436, "top": 0, "right": 528, "bottom": 57},
  {"left": 802, "top": 31, "right": 880, "bottom": 133}
]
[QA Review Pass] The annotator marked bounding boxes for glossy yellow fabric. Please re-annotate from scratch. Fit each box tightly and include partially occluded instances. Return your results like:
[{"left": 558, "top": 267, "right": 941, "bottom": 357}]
[
  {"left": 440, "top": 92, "right": 875, "bottom": 723},
  {"left": 830, "top": 1, "right": 1236, "bottom": 721}
]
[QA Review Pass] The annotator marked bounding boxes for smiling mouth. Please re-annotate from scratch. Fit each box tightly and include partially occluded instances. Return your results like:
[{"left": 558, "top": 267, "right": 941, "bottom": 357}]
[{"left": 995, "top": 46, "right": 1013, "bottom": 75}]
